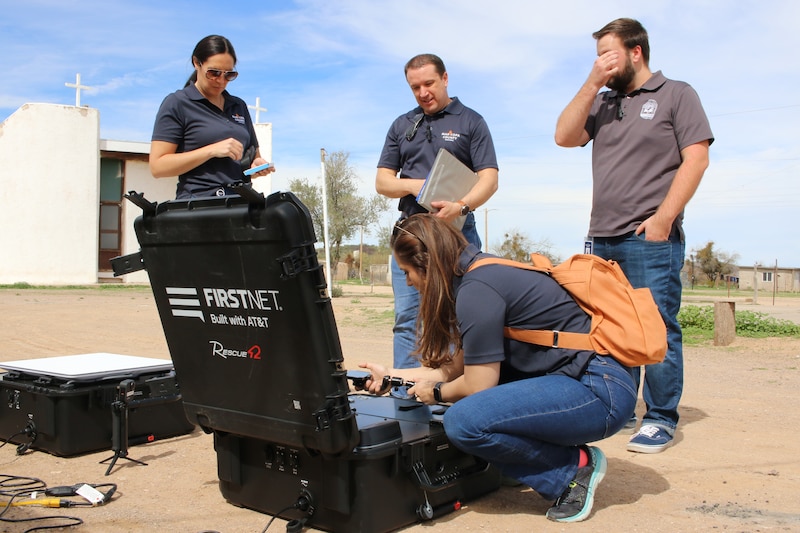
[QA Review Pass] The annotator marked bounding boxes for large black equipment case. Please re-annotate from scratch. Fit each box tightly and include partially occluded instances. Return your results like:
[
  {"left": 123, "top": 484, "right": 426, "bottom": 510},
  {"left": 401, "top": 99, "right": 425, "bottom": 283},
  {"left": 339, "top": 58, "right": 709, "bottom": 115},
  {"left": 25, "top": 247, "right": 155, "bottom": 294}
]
[
  {"left": 0, "top": 356, "right": 195, "bottom": 457},
  {"left": 115, "top": 189, "right": 500, "bottom": 533}
]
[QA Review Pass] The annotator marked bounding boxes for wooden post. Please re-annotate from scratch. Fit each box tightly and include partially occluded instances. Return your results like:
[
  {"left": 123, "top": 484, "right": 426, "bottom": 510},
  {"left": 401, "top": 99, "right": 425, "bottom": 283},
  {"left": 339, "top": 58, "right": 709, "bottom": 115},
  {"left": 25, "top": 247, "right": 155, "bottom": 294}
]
[{"left": 714, "top": 301, "right": 736, "bottom": 346}]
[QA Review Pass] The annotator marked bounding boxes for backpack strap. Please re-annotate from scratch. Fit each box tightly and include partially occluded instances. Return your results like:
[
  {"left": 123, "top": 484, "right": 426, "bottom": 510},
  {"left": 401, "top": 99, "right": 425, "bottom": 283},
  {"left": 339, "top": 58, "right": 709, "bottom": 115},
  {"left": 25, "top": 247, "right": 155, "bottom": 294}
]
[
  {"left": 466, "top": 257, "right": 596, "bottom": 352},
  {"left": 503, "top": 327, "right": 595, "bottom": 351}
]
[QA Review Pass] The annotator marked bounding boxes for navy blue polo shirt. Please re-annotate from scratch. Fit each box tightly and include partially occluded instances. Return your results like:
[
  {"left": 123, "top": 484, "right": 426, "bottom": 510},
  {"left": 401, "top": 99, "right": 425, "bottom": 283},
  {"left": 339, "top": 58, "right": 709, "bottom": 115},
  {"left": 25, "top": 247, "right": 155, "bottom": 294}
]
[
  {"left": 377, "top": 97, "right": 498, "bottom": 216},
  {"left": 151, "top": 84, "right": 258, "bottom": 199},
  {"left": 455, "top": 247, "right": 595, "bottom": 381}
]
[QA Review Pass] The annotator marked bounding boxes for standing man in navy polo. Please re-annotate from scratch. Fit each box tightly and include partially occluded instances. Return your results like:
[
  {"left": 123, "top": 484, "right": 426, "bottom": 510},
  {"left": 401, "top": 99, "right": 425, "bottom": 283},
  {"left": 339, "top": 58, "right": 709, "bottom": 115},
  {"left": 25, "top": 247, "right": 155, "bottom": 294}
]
[
  {"left": 555, "top": 18, "right": 713, "bottom": 453},
  {"left": 376, "top": 53, "right": 499, "bottom": 374}
]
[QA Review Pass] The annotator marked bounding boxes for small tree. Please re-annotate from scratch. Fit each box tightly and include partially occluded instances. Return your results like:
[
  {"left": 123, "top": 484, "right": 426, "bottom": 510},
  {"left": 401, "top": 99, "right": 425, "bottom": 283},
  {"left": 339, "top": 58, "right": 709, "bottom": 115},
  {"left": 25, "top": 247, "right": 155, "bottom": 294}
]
[
  {"left": 692, "top": 241, "right": 739, "bottom": 287},
  {"left": 491, "top": 229, "right": 561, "bottom": 264},
  {"left": 288, "top": 151, "right": 389, "bottom": 272}
]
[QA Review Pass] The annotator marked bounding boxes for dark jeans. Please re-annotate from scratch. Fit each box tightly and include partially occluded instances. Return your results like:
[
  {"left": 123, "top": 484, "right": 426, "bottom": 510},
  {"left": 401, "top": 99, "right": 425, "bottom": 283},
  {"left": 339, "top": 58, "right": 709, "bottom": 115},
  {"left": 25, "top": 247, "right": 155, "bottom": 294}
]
[{"left": 592, "top": 231, "right": 685, "bottom": 433}]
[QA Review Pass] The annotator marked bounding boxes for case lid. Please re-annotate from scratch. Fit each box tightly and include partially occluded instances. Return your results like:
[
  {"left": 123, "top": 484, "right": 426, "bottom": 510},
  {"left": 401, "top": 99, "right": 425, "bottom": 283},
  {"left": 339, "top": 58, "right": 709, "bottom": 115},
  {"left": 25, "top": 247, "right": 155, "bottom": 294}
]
[
  {"left": 0, "top": 353, "right": 173, "bottom": 382},
  {"left": 130, "top": 191, "right": 359, "bottom": 455}
]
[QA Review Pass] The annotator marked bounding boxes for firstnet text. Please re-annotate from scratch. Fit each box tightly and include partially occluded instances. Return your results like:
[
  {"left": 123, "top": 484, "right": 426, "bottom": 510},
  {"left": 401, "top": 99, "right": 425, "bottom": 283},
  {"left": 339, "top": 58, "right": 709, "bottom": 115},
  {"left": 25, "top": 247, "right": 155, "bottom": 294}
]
[{"left": 203, "top": 288, "right": 281, "bottom": 311}]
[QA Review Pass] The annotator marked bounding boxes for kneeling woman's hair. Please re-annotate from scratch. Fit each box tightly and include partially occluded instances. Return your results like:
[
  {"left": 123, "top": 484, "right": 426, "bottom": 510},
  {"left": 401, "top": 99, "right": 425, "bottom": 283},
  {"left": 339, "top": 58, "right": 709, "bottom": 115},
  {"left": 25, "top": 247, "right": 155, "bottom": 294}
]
[{"left": 390, "top": 215, "right": 469, "bottom": 368}]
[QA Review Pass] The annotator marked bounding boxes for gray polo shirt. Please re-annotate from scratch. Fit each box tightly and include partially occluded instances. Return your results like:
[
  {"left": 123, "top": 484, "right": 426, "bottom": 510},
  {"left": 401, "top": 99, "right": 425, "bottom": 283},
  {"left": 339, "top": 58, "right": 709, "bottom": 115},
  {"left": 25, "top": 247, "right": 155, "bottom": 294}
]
[{"left": 584, "top": 71, "right": 714, "bottom": 238}]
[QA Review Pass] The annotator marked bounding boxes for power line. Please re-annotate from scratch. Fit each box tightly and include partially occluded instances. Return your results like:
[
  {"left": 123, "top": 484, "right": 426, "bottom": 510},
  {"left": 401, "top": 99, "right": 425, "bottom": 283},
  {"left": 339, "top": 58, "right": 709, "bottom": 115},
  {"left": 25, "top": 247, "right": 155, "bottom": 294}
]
[{"left": 710, "top": 104, "right": 800, "bottom": 117}]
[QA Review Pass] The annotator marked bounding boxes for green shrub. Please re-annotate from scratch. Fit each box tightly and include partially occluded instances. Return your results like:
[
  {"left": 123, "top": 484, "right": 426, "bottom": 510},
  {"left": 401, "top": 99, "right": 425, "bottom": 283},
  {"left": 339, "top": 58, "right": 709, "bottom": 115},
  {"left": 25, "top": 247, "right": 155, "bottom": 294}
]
[
  {"left": 677, "top": 305, "right": 714, "bottom": 329},
  {"left": 678, "top": 305, "right": 800, "bottom": 339},
  {"left": 735, "top": 310, "right": 800, "bottom": 337}
]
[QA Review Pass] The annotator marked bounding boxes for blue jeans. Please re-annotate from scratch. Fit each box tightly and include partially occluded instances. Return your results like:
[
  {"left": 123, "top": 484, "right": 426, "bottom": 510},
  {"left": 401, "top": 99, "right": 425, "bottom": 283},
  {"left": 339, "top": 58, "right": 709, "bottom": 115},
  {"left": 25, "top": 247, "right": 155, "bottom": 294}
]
[
  {"left": 592, "top": 231, "right": 685, "bottom": 433},
  {"left": 443, "top": 355, "right": 636, "bottom": 500},
  {"left": 391, "top": 213, "right": 481, "bottom": 368}
]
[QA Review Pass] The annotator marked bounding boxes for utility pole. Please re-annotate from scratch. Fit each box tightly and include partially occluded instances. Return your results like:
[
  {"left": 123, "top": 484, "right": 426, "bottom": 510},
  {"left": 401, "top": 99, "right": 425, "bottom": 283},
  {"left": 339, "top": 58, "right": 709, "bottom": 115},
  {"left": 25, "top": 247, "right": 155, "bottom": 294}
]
[
  {"left": 753, "top": 262, "right": 759, "bottom": 305},
  {"left": 482, "top": 207, "right": 496, "bottom": 251},
  {"left": 320, "top": 149, "right": 332, "bottom": 290},
  {"left": 358, "top": 225, "right": 364, "bottom": 283},
  {"left": 773, "top": 259, "right": 778, "bottom": 305}
]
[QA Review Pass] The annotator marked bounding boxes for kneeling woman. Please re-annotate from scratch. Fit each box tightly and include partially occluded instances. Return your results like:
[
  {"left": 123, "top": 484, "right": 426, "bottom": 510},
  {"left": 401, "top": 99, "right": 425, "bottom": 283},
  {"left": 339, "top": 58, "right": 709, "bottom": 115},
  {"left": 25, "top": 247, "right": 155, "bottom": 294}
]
[{"left": 360, "top": 214, "right": 636, "bottom": 523}]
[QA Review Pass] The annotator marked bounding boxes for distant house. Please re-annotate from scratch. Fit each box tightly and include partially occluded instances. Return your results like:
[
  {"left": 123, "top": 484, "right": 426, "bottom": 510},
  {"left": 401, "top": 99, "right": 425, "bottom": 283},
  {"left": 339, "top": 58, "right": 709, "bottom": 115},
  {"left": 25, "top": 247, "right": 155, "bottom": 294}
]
[
  {"left": 736, "top": 265, "right": 800, "bottom": 293},
  {"left": 0, "top": 103, "right": 272, "bottom": 285}
]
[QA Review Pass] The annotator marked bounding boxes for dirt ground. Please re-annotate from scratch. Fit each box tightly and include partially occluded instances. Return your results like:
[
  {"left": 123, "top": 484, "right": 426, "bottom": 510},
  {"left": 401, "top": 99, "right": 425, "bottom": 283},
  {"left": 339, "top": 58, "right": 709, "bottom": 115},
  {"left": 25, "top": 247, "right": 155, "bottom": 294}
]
[{"left": 0, "top": 285, "right": 799, "bottom": 533}]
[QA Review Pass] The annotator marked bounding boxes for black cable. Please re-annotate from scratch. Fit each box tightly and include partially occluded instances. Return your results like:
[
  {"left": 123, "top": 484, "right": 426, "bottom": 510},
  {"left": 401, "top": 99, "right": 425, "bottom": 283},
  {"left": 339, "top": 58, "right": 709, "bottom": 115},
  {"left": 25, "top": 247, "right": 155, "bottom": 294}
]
[
  {"left": 0, "top": 419, "right": 38, "bottom": 455},
  {"left": 0, "top": 430, "right": 27, "bottom": 450},
  {"left": 0, "top": 474, "right": 46, "bottom": 500},
  {"left": 5, "top": 513, "right": 83, "bottom": 533},
  {"left": 260, "top": 503, "right": 301, "bottom": 533},
  {"left": 43, "top": 482, "right": 117, "bottom": 506},
  {"left": 0, "top": 475, "right": 116, "bottom": 532},
  {"left": 0, "top": 490, "right": 84, "bottom": 532},
  {"left": 286, "top": 517, "right": 308, "bottom": 533}
]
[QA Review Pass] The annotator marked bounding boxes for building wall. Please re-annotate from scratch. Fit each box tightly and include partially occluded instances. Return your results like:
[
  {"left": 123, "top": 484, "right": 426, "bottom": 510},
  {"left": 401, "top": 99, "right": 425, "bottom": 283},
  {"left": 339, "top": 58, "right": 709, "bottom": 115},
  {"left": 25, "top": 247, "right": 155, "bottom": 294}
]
[
  {"left": 737, "top": 267, "right": 800, "bottom": 293},
  {"left": 0, "top": 104, "right": 274, "bottom": 285},
  {"left": 118, "top": 158, "right": 176, "bottom": 284},
  {"left": 251, "top": 123, "right": 274, "bottom": 196},
  {"left": 0, "top": 104, "right": 100, "bottom": 284}
]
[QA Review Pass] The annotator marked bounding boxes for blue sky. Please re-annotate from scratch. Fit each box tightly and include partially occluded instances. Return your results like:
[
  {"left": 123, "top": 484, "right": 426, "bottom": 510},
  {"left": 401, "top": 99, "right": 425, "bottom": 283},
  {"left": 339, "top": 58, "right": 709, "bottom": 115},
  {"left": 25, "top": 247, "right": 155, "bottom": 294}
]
[{"left": 3, "top": 0, "right": 799, "bottom": 267}]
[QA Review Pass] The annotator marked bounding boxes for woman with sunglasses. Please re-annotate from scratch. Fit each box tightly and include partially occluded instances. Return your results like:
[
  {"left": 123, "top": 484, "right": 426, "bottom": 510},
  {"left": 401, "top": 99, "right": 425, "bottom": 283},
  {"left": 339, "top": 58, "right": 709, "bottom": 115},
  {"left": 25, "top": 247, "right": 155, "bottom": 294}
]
[
  {"left": 359, "top": 214, "right": 636, "bottom": 523},
  {"left": 150, "top": 35, "right": 274, "bottom": 199}
]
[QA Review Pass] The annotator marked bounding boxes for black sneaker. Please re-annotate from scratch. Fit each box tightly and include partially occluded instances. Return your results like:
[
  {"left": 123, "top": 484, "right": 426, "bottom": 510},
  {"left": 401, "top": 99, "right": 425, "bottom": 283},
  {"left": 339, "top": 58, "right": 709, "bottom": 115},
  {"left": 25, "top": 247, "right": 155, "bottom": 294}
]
[{"left": 545, "top": 446, "right": 607, "bottom": 522}]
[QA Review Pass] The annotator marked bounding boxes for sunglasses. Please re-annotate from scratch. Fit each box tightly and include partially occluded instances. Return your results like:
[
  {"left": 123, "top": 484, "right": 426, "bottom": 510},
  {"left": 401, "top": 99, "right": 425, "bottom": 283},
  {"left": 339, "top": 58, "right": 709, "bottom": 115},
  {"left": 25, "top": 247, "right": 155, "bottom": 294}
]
[
  {"left": 405, "top": 113, "right": 432, "bottom": 142},
  {"left": 405, "top": 113, "right": 424, "bottom": 141},
  {"left": 392, "top": 217, "right": 426, "bottom": 249},
  {"left": 392, "top": 218, "right": 412, "bottom": 241},
  {"left": 204, "top": 68, "right": 238, "bottom": 82}
]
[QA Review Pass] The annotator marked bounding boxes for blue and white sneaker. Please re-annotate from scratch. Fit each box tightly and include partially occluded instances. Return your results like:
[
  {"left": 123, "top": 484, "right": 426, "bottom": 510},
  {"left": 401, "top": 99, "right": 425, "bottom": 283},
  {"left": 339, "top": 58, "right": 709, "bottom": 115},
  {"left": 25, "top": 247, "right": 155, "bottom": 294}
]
[
  {"left": 627, "top": 424, "right": 673, "bottom": 453},
  {"left": 546, "top": 446, "right": 607, "bottom": 522}
]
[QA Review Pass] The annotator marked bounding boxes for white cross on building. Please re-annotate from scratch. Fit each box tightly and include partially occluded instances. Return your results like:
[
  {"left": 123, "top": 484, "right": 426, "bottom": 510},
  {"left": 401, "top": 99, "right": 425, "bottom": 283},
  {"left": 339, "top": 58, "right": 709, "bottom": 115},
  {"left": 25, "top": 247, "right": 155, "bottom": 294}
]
[
  {"left": 65, "top": 73, "right": 94, "bottom": 107},
  {"left": 248, "top": 96, "right": 267, "bottom": 123}
]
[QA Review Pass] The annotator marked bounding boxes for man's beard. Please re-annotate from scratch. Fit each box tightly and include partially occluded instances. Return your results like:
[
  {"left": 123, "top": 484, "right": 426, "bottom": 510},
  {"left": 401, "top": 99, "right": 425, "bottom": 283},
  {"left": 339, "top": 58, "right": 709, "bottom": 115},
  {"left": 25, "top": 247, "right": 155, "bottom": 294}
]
[{"left": 606, "top": 57, "right": 635, "bottom": 94}]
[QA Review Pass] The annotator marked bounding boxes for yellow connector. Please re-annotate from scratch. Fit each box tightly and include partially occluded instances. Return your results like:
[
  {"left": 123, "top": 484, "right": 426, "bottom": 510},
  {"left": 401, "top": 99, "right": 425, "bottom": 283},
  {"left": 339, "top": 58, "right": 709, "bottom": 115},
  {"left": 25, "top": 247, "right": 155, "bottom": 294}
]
[{"left": 10, "top": 497, "right": 65, "bottom": 508}]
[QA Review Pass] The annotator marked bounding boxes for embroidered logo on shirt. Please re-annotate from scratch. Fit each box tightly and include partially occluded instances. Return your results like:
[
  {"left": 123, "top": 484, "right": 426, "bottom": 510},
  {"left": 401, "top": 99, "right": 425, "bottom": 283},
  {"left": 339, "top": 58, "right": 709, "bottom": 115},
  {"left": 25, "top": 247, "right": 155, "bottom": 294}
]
[
  {"left": 640, "top": 99, "right": 658, "bottom": 120},
  {"left": 441, "top": 130, "right": 460, "bottom": 142},
  {"left": 231, "top": 113, "right": 246, "bottom": 125}
]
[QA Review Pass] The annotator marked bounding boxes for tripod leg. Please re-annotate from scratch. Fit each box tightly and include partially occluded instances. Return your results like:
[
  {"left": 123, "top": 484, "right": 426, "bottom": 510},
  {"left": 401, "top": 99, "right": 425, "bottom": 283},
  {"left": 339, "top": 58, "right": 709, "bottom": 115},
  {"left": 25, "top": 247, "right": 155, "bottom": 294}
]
[
  {"left": 102, "top": 454, "right": 119, "bottom": 476},
  {"left": 100, "top": 381, "right": 148, "bottom": 476},
  {"left": 100, "top": 453, "right": 148, "bottom": 476}
]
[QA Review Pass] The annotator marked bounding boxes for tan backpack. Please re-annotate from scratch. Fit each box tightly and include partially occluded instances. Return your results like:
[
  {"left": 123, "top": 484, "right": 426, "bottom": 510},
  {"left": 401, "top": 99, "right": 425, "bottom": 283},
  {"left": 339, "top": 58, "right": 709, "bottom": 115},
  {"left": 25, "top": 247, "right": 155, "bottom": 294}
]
[{"left": 466, "top": 253, "right": 667, "bottom": 367}]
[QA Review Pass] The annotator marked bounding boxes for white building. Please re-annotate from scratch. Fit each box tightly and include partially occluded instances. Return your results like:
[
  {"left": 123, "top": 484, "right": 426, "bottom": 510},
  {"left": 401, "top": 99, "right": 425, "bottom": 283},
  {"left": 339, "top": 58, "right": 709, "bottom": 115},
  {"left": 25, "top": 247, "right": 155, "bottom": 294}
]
[{"left": 0, "top": 102, "right": 272, "bottom": 285}]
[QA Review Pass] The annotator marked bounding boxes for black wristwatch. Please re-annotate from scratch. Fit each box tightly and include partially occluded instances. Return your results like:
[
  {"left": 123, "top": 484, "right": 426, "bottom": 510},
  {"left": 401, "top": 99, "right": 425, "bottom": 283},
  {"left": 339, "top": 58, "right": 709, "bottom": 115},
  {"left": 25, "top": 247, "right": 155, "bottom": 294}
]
[
  {"left": 458, "top": 201, "right": 471, "bottom": 216},
  {"left": 433, "top": 382, "right": 444, "bottom": 403}
]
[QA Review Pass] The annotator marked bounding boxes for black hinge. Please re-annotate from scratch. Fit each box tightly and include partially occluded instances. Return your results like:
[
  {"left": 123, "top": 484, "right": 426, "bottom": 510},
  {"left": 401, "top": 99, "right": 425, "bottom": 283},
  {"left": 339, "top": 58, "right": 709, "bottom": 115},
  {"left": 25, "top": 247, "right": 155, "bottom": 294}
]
[
  {"left": 124, "top": 191, "right": 157, "bottom": 215},
  {"left": 110, "top": 252, "right": 145, "bottom": 276},
  {"left": 277, "top": 245, "right": 318, "bottom": 279},
  {"left": 313, "top": 394, "right": 353, "bottom": 432},
  {"left": 227, "top": 182, "right": 265, "bottom": 203}
]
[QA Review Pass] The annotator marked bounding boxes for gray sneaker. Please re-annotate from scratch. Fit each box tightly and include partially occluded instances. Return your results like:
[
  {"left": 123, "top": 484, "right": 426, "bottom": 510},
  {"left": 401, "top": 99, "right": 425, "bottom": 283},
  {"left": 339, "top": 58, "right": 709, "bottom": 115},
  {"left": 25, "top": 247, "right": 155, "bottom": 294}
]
[{"left": 546, "top": 446, "right": 607, "bottom": 522}]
